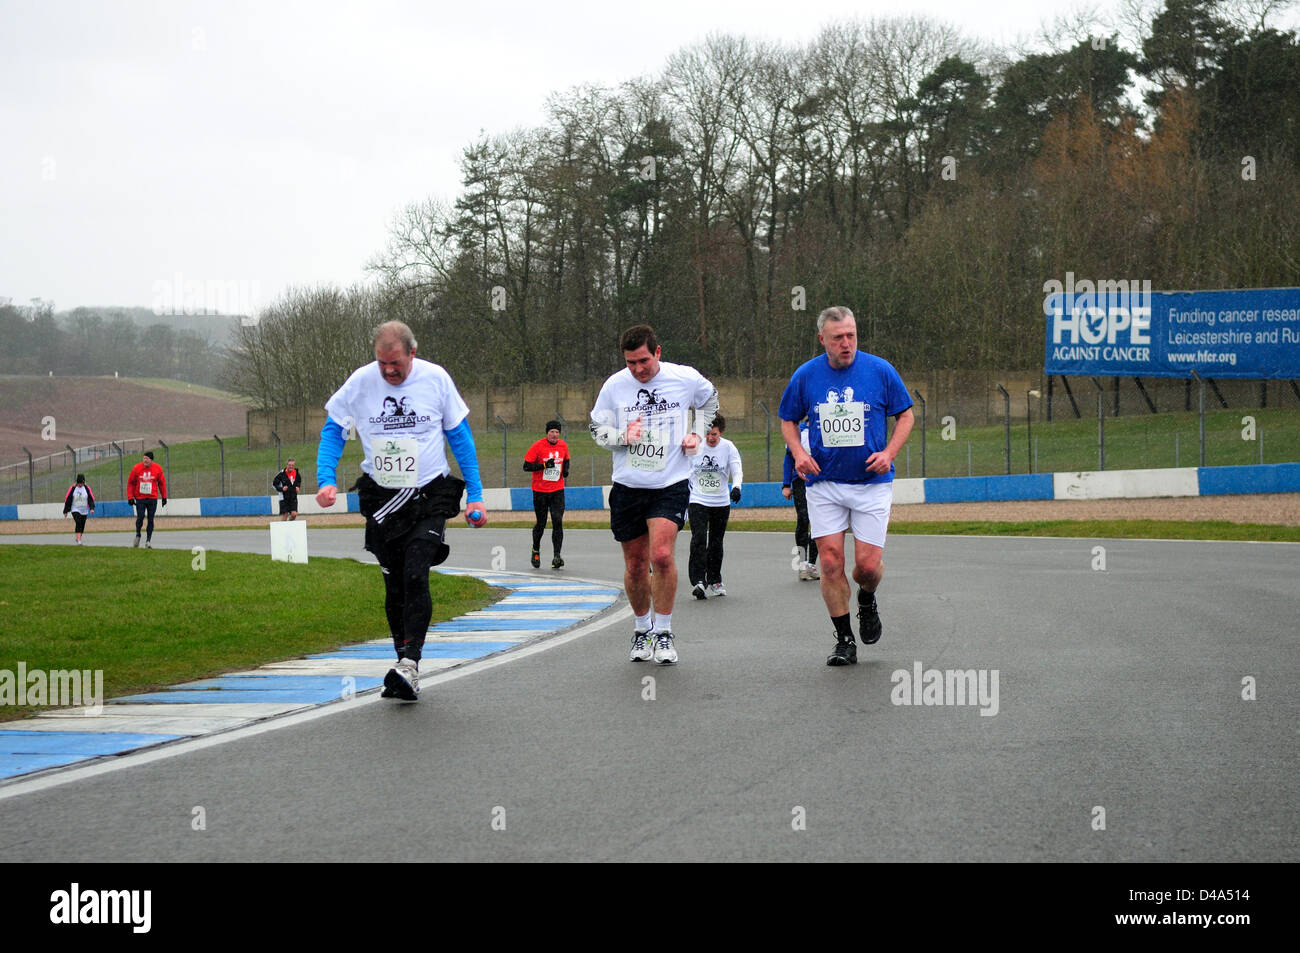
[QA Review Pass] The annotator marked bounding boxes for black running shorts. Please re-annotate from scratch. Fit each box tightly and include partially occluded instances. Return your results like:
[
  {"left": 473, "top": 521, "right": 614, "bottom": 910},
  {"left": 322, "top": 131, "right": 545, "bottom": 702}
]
[{"left": 608, "top": 479, "right": 689, "bottom": 543}]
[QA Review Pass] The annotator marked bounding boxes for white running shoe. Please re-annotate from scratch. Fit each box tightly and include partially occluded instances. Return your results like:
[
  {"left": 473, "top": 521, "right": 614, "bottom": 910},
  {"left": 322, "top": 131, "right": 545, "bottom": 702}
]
[
  {"left": 629, "top": 630, "right": 654, "bottom": 662},
  {"left": 691, "top": 582, "right": 707, "bottom": 600},
  {"left": 384, "top": 658, "right": 420, "bottom": 700},
  {"left": 652, "top": 631, "right": 678, "bottom": 665},
  {"left": 708, "top": 583, "right": 726, "bottom": 597}
]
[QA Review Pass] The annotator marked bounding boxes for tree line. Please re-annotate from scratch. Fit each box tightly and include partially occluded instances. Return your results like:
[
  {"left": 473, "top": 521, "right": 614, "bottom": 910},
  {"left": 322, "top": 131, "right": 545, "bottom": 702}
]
[
  {"left": 227, "top": 0, "right": 1300, "bottom": 410},
  {"left": 0, "top": 304, "right": 231, "bottom": 387}
]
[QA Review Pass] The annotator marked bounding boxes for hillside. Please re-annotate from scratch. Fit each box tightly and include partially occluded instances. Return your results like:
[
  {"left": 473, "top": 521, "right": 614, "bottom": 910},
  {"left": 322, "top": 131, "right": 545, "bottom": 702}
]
[{"left": 0, "top": 376, "right": 247, "bottom": 465}]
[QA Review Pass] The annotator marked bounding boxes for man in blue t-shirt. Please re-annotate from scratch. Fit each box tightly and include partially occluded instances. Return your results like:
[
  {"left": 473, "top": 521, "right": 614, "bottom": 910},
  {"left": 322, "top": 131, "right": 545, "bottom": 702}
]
[{"left": 778, "top": 306, "right": 914, "bottom": 666}]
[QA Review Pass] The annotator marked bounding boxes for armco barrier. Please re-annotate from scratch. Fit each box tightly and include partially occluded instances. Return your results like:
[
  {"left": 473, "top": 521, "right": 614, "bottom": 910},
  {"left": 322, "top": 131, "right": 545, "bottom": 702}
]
[
  {"left": 1, "top": 465, "right": 1295, "bottom": 521},
  {"left": 1197, "top": 462, "right": 1300, "bottom": 496}
]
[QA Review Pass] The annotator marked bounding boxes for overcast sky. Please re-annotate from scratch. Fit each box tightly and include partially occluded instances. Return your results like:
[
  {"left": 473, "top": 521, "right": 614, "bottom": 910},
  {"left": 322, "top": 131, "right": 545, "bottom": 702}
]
[{"left": 2, "top": 0, "right": 1292, "bottom": 315}]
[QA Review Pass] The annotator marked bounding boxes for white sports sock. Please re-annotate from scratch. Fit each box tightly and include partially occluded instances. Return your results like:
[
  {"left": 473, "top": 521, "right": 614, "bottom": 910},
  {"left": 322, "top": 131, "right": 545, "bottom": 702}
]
[
  {"left": 636, "top": 611, "right": 653, "bottom": 633},
  {"left": 654, "top": 612, "right": 672, "bottom": 633}
]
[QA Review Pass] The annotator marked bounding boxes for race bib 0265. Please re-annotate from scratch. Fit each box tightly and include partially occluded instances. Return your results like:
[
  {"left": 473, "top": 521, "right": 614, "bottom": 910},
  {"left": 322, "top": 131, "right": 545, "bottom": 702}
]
[{"left": 695, "top": 470, "right": 722, "bottom": 493}]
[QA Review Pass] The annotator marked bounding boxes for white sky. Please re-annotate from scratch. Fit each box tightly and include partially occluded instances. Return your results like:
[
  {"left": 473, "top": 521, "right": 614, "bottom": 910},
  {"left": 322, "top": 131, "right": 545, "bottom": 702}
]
[{"left": 1, "top": 0, "right": 1292, "bottom": 314}]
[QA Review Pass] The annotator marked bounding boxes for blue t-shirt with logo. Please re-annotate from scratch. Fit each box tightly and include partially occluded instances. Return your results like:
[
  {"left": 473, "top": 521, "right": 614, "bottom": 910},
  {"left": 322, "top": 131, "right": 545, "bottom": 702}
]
[{"left": 778, "top": 352, "right": 911, "bottom": 485}]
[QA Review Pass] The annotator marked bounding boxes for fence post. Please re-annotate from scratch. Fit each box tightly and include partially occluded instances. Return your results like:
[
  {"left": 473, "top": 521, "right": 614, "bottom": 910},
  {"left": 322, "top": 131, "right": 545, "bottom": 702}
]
[
  {"left": 112, "top": 441, "right": 125, "bottom": 499},
  {"left": 158, "top": 439, "right": 169, "bottom": 495},
  {"left": 495, "top": 416, "right": 508, "bottom": 490},
  {"left": 65, "top": 444, "right": 77, "bottom": 493},
  {"left": 995, "top": 383, "right": 1010, "bottom": 474},
  {"left": 1026, "top": 388, "right": 1040, "bottom": 474},
  {"left": 756, "top": 401, "right": 772, "bottom": 481},
  {"left": 21, "top": 447, "right": 33, "bottom": 504},
  {"left": 214, "top": 435, "right": 226, "bottom": 496},
  {"left": 271, "top": 430, "right": 281, "bottom": 471},
  {"left": 912, "top": 389, "right": 926, "bottom": 478},
  {"left": 1194, "top": 372, "right": 1206, "bottom": 466}
]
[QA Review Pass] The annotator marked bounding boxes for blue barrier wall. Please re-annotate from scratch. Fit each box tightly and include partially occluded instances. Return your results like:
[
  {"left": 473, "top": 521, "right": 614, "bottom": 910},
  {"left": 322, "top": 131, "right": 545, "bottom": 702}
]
[
  {"left": 923, "top": 474, "right": 1055, "bottom": 503},
  {"left": 1197, "top": 462, "right": 1300, "bottom": 496},
  {"left": 200, "top": 496, "right": 272, "bottom": 517},
  {"left": 3, "top": 467, "right": 1296, "bottom": 520}
]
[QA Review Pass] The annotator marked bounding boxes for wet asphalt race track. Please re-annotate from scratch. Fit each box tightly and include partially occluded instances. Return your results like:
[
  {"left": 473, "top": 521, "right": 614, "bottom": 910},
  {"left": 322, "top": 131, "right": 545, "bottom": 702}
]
[{"left": 1, "top": 525, "right": 1296, "bottom": 862}]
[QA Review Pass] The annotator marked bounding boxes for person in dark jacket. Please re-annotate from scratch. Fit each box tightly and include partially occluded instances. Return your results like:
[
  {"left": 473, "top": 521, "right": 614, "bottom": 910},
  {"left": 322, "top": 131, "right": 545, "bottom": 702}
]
[
  {"left": 63, "top": 474, "right": 95, "bottom": 545},
  {"left": 272, "top": 458, "right": 303, "bottom": 520}
]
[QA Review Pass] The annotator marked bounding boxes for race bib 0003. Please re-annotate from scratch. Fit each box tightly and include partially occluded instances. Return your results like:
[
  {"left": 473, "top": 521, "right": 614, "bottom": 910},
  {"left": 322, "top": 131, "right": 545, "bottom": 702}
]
[
  {"left": 817, "top": 401, "right": 865, "bottom": 447},
  {"left": 372, "top": 437, "right": 419, "bottom": 488}
]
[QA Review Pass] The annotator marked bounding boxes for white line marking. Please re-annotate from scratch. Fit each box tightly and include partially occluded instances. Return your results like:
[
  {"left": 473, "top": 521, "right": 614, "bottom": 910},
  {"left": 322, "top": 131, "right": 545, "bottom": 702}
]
[{"left": 0, "top": 605, "right": 632, "bottom": 801}]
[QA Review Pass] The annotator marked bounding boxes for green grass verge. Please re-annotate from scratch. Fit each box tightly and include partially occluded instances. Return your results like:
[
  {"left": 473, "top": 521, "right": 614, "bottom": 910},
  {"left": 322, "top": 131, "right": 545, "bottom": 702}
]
[{"left": 0, "top": 546, "right": 496, "bottom": 722}]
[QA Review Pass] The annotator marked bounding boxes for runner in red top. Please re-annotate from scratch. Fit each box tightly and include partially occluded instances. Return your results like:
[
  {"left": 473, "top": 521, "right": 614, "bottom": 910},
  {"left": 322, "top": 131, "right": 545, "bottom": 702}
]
[
  {"left": 126, "top": 450, "right": 167, "bottom": 548},
  {"left": 522, "top": 421, "right": 570, "bottom": 569}
]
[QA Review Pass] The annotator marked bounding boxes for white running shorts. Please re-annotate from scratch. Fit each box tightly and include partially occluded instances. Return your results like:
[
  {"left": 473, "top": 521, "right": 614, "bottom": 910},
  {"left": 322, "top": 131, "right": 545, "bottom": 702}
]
[{"left": 806, "top": 480, "right": 893, "bottom": 547}]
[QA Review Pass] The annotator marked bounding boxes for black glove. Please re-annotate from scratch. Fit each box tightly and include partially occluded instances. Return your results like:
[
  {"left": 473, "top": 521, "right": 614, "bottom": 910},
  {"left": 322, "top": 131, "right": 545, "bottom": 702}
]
[
  {"left": 730, "top": 486, "right": 741, "bottom": 503},
  {"left": 127, "top": 498, "right": 135, "bottom": 507},
  {"left": 161, "top": 498, "right": 167, "bottom": 507}
]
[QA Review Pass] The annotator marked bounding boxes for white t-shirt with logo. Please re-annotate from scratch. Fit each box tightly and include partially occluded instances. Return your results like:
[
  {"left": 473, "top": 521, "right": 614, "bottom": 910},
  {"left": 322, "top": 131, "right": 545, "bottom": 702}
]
[
  {"left": 689, "top": 437, "right": 742, "bottom": 506},
  {"left": 324, "top": 358, "right": 469, "bottom": 488},
  {"left": 69, "top": 485, "right": 91, "bottom": 516},
  {"left": 591, "top": 361, "right": 717, "bottom": 489}
]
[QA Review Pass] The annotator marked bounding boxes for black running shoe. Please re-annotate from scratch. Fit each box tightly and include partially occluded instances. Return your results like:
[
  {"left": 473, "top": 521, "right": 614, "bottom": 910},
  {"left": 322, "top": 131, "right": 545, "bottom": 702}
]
[
  {"left": 551, "top": 556, "right": 564, "bottom": 569},
  {"left": 858, "top": 590, "right": 881, "bottom": 644},
  {"left": 827, "top": 636, "right": 857, "bottom": 666},
  {"left": 530, "top": 548, "right": 540, "bottom": 568}
]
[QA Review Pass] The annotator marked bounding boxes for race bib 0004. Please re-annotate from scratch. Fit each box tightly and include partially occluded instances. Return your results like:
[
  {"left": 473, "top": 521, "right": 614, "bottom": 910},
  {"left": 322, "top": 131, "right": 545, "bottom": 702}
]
[
  {"left": 372, "top": 437, "right": 419, "bottom": 488},
  {"left": 627, "top": 427, "right": 668, "bottom": 472},
  {"left": 817, "top": 401, "right": 865, "bottom": 447}
]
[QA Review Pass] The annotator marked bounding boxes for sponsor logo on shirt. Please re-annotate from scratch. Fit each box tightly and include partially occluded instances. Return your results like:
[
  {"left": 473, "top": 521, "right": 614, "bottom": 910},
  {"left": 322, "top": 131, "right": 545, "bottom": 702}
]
[
  {"left": 823, "top": 388, "right": 870, "bottom": 413},
  {"left": 369, "top": 397, "right": 431, "bottom": 430},
  {"left": 625, "top": 388, "right": 682, "bottom": 415}
]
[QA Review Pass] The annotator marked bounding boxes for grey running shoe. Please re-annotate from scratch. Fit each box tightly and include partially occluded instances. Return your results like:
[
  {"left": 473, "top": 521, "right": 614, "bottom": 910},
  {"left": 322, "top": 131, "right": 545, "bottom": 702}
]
[
  {"left": 652, "top": 631, "right": 678, "bottom": 665},
  {"left": 629, "top": 630, "right": 653, "bottom": 662}
]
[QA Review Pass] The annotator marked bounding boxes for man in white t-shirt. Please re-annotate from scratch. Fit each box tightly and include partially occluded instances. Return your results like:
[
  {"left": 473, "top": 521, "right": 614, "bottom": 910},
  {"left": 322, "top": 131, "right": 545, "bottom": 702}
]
[
  {"left": 316, "top": 320, "right": 488, "bottom": 701},
  {"left": 687, "top": 415, "right": 743, "bottom": 599},
  {"left": 590, "top": 324, "right": 719, "bottom": 665}
]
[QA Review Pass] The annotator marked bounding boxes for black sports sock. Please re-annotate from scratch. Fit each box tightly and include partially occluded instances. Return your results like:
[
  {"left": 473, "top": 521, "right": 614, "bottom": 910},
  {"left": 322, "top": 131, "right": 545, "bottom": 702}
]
[{"left": 832, "top": 613, "right": 854, "bottom": 641}]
